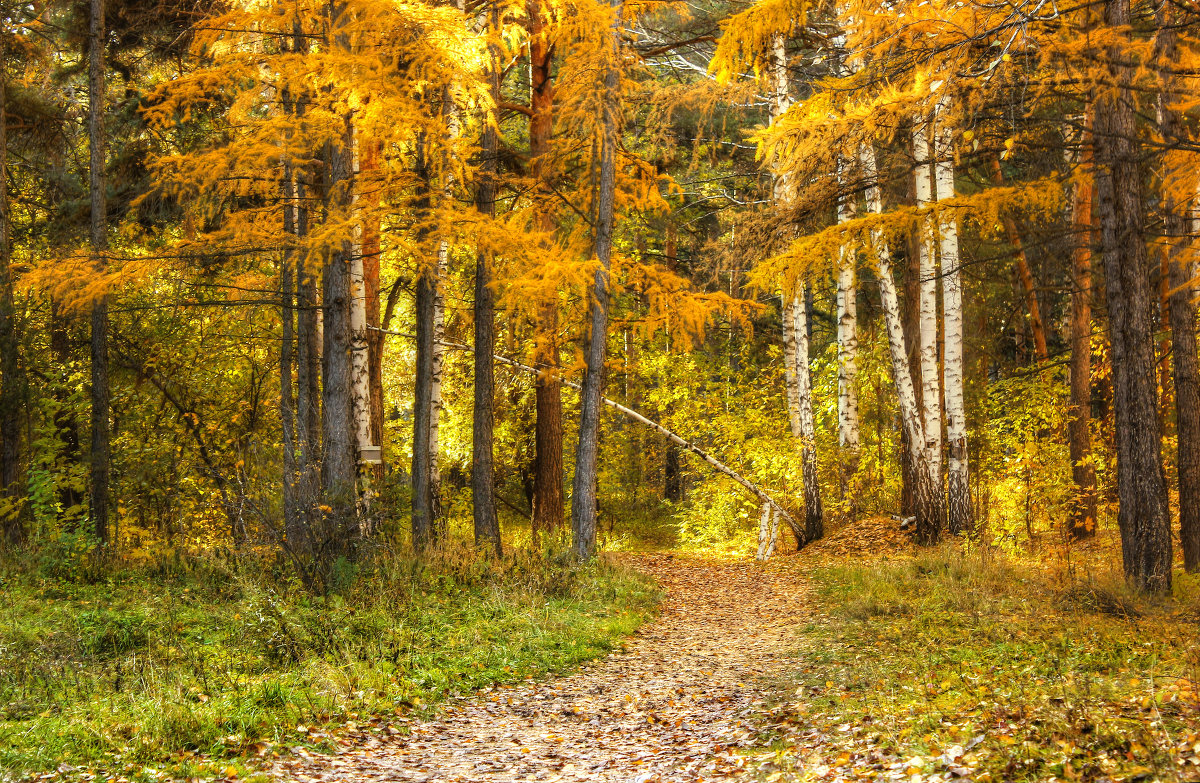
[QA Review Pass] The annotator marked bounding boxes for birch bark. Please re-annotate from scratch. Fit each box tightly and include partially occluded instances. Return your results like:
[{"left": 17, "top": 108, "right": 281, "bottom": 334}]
[
  {"left": 934, "top": 120, "right": 970, "bottom": 534},
  {"left": 912, "top": 118, "right": 942, "bottom": 483},
  {"left": 860, "top": 143, "right": 943, "bottom": 543}
]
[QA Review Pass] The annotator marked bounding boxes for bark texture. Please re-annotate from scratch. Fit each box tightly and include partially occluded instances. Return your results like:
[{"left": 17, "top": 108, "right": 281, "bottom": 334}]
[
  {"left": 569, "top": 1, "right": 622, "bottom": 559},
  {"left": 0, "top": 60, "right": 22, "bottom": 545},
  {"left": 861, "top": 143, "right": 943, "bottom": 544},
  {"left": 990, "top": 159, "right": 1049, "bottom": 362},
  {"left": 472, "top": 7, "right": 501, "bottom": 556},
  {"left": 1156, "top": 6, "right": 1200, "bottom": 571},
  {"left": 1094, "top": 0, "right": 1172, "bottom": 592},
  {"left": 935, "top": 122, "right": 970, "bottom": 535},
  {"left": 528, "top": 1, "right": 564, "bottom": 541},
  {"left": 912, "top": 120, "right": 942, "bottom": 484}
]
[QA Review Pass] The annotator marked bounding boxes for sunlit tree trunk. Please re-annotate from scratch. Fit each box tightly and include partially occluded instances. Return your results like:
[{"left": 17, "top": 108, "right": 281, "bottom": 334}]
[
  {"left": 912, "top": 118, "right": 942, "bottom": 487},
  {"left": 860, "top": 143, "right": 942, "bottom": 544},
  {"left": 934, "top": 121, "right": 970, "bottom": 535},
  {"left": 528, "top": 0, "right": 564, "bottom": 542},
  {"left": 348, "top": 132, "right": 374, "bottom": 531},
  {"left": 281, "top": 162, "right": 299, "bottom": 546},
  {"left": 784, "top": 290, "right": 824, "bottom": 543},
  {"left": 989, "top": 159, "right": 1049, "bottom": 362},
  {"left": 570, "top": 0, "right": 622, "bottom": 559},
  {"left": 1155, "top": 5, "right": 1200, "bottom": 571},
  {"left": 1067, "top": 116, "right": 1098, "bottom": 541},
  {"left": 835, "top": 156, "right": 860, "bottom": 494},
  {"left": 1094, "top": 0, "right": 1172, "bottom": 592},
  {"left": 0, "top": 58, "right": 22, "bottom": 546},
  {"left": 360, "top": 140, "right": 384, "bottom": 471},
  {"left": 472, "top": 1, "right": 501, "bottom": 555}
]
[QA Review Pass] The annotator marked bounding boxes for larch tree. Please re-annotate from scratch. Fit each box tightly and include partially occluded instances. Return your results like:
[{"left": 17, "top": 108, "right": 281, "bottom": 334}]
[{"left": 88, "top": 0, "right": 111, "bottom": 545}]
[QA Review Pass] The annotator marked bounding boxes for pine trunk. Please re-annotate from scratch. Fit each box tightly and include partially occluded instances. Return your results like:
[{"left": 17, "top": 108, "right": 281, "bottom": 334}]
[
  {"left": 281, "top": 164, "right": 299, "bottom": 546},
  {"left": 88, "top": 0, "right": 111, "bottom": 546},
  {"left": 569, "top": 0, "right": 622, "bottom": 559},
  {"left": 860, "top": 143, "right": 943, "bottom": 543},
  {"left": 528, "top": 2, "right": 564, "bottom": 542},
  {"left": 1156, "top": 10, "right": 1200, "bottom": 571},
  {"left": 1094, "top": 0, "right": 1172, "bottom": 592},
  {"left": 473, "top": 5, "right": 501, "bottom": 556},
  {"left": 1067, "top": 118, "right": 1098, "bottom": 540},
  {"left": 412, "top": 266, "right": 437, "bottom": 551},
  {"left": 935, "top": 123, "right": 970, "bottom": 535},
  {"left": 320, "top": 112, "right": 359, "bottom": 552}
]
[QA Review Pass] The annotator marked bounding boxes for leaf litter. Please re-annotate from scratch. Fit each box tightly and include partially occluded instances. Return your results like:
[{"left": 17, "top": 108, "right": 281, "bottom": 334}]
[{"left": 270, "top": 553, "right": 809, "bottom": 782}]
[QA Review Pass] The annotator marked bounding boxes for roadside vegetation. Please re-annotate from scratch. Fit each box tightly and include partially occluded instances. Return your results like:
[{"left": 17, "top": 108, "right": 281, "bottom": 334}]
[
  {"left": 750, "top": 533, "right": 1200, "bottom": 782},
  {"left": 0, "top": 546, "right": 657, "bottom": 781}
]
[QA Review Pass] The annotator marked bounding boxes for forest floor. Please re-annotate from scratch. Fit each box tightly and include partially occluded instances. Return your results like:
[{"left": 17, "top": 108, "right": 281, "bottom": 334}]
[
  {"left": 270, "top": 554, "right": 809, "bottom": 782},
  {"left": 271, "top": 521, "right": 1200, "bottom": 783}
]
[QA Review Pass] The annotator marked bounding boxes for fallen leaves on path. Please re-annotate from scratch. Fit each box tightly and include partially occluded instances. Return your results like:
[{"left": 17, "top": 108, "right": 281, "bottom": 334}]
[{"left": 271, "top": 554, "right": 807, "bottom": 782}]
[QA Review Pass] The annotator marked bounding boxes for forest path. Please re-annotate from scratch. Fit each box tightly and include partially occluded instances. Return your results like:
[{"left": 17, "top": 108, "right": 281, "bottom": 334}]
[{"left": 272, "top": 552, "right": 807, "bottom": 782}]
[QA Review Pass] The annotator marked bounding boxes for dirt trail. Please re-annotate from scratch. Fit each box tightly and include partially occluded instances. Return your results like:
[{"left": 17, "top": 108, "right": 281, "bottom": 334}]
[{"left": 272, "top": 553, "right": 806, "bottom": 782}]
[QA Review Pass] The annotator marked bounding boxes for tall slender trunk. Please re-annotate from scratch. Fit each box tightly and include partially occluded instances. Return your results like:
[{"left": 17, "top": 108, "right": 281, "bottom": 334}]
[
  {"left": 361, "top": 140, "right": 384, "bottom": 470},
  {"left": 1155, "top": 4, "right": 1200, "bottom": 571},
  {"left": 769, "top": 33, "right": 821, "bottom": 544},
  {"left": 836, "top": 156, "right": 860, "bottom": 505},
  {"left": 784, "top": 290, "right": 824, "bottom": 544},
  {"left": 860, "top": 143, "right": 942, "bottom": 543},
  {"left": 935, "top": 121, "right": 970, "bottom": 534},
  {"left": 88, "top": 0, "right": 111, "bottom": 546},
  {"left": 0, "top": 58, "right": 22, "bottom": 546},
  {"left": 912, "top": 118, "right": 942, "bottom": 486},
  {"left": 411, "top": 161, "right": 437, "bottom": 551},
  {"left": 990, "top": 159, "right": 1049, "bottom": 362},
  {"left": 472, "top": 2, "right": 501, "bottom": 555},
  {"left": 320, "top": 7, "right": 359, "bottom": 553},
  {"left": 281, "top": 162, "right": 299, "bottom": 545},
  {"left": 569, "top": 0, "right": 622, "bottom": 559},
  {"left": 348, "top": 131, "right": 374, "bottom": 532},
  {"left": 1094, "top": 0, "right": 1172, "bottom": 592},
  {"left": 1067, "top": 115, "right": 1098, "bottom": 540},
  {"left": 529, "top": 0, "right": 564, "bottom": 542}
]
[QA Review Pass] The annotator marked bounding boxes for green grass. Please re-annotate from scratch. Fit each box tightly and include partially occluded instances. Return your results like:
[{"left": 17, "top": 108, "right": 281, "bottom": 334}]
[
  {"left": 0, "top": 545, "right": 658, "bottom": 781},
  {"left": 756, "top": 548, "right": 1200, "bottom": 782}
]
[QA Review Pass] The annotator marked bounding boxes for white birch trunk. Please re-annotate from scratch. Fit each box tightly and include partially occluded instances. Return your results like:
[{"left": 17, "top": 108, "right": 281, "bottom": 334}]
[
  {"left": 859, "top": 141, "right": 943, "bottom": 543},
  {"left": 835, "top": 155, "right": 860, "bottom": 451},
  {"left": 756, "top": 502, "right": 780, "bottom": 561},
  {"left": 934, "top": 121, "right": 970, "bottom": 534},
  {"left": 771, "top": 32, "right": 822, "bottom": 544},
  {"left": 912, "top": 118, "right": 943, "bottom": 480},
  {"left": 348, "top": 129, "right": 374, "bottom": 528}
]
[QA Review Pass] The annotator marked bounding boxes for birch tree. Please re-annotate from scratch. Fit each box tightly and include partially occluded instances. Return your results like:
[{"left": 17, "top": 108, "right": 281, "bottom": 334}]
[
  {"left": 933, "top": 110, "right": 970, "bottom": 534},
  {"left": 912, "top": 116, "right": 942, "bottom": 485}
]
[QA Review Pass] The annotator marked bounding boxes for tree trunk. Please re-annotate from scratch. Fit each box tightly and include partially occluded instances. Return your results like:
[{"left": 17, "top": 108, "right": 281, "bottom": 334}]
[
  {"left": 88, "top": 0, "right": 111, "bottom": 546},
  {"left": 1094, "top": 0, "right": 1172, "bottom": 592},
  {"left": 0, "top": 59, "right": 22, "bottom": 546},
  {"left": 1067, "top": 117, "right": 1098, "bottom": 541},
  {"left": 529, "top": 0, "right": 564, "bottom": 543},
  {"left": 990, "top": 159, "right": 1049, "bottom": 362},
  {"left": 348, "top": 132, "right": 373, "bottom": 532},
  {"left": 912, "top": 119, "right": 942, "bottom": 486},
  {"left": 361, "top": 140, "right": 384, "bottom": 472},
  {"left": 412, "top": 260, "right": 437, "bottom": 552},
  {"left": 569, "top": 0, "right": 622, "bottom": 559},
  {"left": 785, "top": 290, "right": 824, "bottom": 544},
  {"left": 1155, "top": 6, "right": 1200, "bottom": 571},
  {"left": 835, "top": 156, "right": 860, "bottom": 507},
  {"left": 320, "top": 44, "right": 359, "bottom": 553},
  {"left": 860, "top": 143, "right": 942, "bottom": 544},
  {"left": 281, "top": 163, "right": 299, "bottom": 546},
  {"left": 935, "top": 121, "right": 970, "bottom": 535},
  {"left": 472, "top": 3, "right": 501, "bottom": 556}
]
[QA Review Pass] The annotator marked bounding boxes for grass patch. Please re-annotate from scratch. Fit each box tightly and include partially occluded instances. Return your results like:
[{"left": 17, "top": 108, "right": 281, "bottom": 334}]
[
  {"left": 0, "top": 545, "right": 658, "bottom": 781},
  {"left": 754, "top": 548, "right": 1200, "bottom": 782}
]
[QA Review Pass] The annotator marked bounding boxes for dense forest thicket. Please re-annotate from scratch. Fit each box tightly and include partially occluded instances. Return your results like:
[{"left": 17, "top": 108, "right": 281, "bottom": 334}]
[{"left": 0, "top": 0, "right": 1197, "bottom": 587}]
